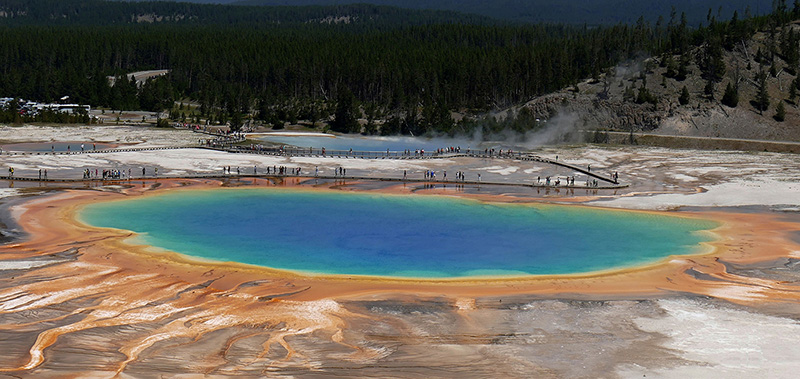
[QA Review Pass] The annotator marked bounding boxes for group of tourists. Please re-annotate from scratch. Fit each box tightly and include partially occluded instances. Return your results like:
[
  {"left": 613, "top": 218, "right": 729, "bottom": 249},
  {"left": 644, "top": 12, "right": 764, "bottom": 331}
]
[
  {"left": 201, "top": 133, "right": 245, "bottom": 148},
  {"left": 262, "top": 166, "right": 303, "bottom": 176},
  {"left": 482, "top": 148, "right": 516, "bottom": 157},
  {"left": 537, "top": 176, "right": 578, "bottom": 187},
  {"left": 83, "top": 168, "right": 129, "bottom": 180}
]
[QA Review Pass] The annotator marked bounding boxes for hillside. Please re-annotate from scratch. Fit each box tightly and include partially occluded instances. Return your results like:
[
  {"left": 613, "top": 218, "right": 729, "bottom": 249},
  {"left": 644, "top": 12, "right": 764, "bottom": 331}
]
[
  {"left": 515, "top": 21, "right": 800, "bottom": 142},
  {"left": 233, "top": 0, "right": 773, "bottom": 26},
  {"left": 3, "top": 1, "right": 800, "bottom": 144}
]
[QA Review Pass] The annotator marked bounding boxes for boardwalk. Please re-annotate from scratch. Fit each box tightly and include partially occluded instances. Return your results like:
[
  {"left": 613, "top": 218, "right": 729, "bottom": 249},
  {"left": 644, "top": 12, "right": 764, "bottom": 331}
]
[
  {"left": 0, "top": 142, "right": 627, "bottom": 190},
  {"left": 216, "top": 145, "right": 621, "bottom": 185}
]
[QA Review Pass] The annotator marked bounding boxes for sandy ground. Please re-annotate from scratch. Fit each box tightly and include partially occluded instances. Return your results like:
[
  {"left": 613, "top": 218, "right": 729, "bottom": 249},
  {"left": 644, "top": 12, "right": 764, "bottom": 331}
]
[{"left": 0, "top": 126, "right": 799, "bottom": 378}]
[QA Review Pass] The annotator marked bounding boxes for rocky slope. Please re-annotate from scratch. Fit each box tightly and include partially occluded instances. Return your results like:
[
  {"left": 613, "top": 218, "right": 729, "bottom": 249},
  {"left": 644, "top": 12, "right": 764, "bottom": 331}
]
[{"left": 518, "top": 21, "right": 800, "bottom": 142}]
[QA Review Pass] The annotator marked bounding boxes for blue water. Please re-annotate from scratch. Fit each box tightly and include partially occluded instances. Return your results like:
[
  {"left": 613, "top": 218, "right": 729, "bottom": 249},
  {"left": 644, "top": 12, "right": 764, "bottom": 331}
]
[
  {"left": 260, "top": 134, "right": 476, "bottom": 152},
  {"left": 79, "top": 189, "right": 719, "bottom": 278}
]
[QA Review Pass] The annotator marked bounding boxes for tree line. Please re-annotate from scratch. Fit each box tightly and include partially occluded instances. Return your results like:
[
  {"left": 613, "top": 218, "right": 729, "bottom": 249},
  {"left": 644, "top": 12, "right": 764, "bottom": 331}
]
[
  {"left": 0, "top": 21, "right": 662, "bottom": 129},
  {"left": 0, "top": 0, "right": 797, "bottom": 134}
]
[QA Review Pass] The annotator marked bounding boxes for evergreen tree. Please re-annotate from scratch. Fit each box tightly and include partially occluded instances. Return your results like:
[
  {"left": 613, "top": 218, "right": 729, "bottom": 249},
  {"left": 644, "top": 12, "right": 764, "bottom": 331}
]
[
  {"left": 790, "top": 78, "right": 799, "bottom": 102},
  {"left": 230, "top": 111, "right": 243, "bottom": 132},
  {"left": 678, "top": 86, "right": 691, "bottom": 105},
  {"left": 676, "top": 54, "right": 690, "bottom": 81},
  {"left": 755, "top": 71, "right": 770, "bottom": 114},
  {"left": 664, "top": 55, "right": 677, "bottom": 78},
  {"left": 775, "top": 100, "right": 786, "bottom": 121},
  {"left": 380, "top": 115, "right": 401, "bottom": 136},
  {"left": 623, "top": 86, "right": 636, "bottom": 102},
  {"left": 721, "top": 82, "right": 739, "bottom": 107},
  {"left": 363, "top": 102, "right": 378, "bottom": 135},
  {"left": 704, "top": 79, "right": 715, "bottom": 100},
  {"left": 331, "top": 88, "right": 359, "bottom": 134},
  {"left": 700, "top": 35, "right": 726, "bottom": 82}
]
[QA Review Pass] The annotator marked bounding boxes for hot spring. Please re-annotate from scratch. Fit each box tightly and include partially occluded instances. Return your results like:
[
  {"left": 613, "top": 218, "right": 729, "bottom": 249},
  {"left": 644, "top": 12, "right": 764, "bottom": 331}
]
[
  {"left": 259, "top": 134, "right": 471, "bottom": 152},
  {"left": 257, "top": 134, "right": 522, "bottom": 153},
  {"left": 79, "top": 189, "right": 719, "bottom": 278}
]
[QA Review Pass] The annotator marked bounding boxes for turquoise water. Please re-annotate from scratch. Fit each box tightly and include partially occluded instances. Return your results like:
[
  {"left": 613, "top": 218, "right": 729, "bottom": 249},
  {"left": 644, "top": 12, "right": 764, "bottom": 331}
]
[
  {"left": 260, "top": 134, "right": 475, "bottom": 152},
  {"left": 79, "top": 189, "right": 719, "bottom": 278}
]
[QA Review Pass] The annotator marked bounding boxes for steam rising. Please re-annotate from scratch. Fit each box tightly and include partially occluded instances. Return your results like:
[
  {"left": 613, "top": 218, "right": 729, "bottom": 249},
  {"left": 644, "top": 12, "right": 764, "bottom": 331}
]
[{"left": 454, "top": 107, "right": 582, "bottom": 150}]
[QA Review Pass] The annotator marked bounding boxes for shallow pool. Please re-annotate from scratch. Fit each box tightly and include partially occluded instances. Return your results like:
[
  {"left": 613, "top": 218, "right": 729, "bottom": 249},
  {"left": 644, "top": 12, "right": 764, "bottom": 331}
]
[
  {"left": 80, "top": 189, "right": 719, "bottom": 278},
  {"left": 259, "top": 134, "right": 480, "bottom": 152}
]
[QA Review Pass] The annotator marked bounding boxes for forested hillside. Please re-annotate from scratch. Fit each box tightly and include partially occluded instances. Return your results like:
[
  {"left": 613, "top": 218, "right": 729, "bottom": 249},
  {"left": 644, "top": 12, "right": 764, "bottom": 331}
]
[
  {"left": 0, "top": 1, "right": 669, "bottom": 129},
  {"left": 1, "top": 0, "right": 797, "bottom": 138}
]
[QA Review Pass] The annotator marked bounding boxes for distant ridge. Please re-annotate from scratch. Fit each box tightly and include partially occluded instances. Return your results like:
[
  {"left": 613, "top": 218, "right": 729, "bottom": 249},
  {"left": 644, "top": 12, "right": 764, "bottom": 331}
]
[
  {"left": 0, "top": 0, "right": 492, "bottom": 26},
  {"left": 232, "top": 0, "right": 773, "bottom": 26}
]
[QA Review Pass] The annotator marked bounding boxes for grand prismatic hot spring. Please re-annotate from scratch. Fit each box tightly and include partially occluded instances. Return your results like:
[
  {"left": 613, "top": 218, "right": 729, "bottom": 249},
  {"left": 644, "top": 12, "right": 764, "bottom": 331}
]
[{"left": 79, "top": 189, "right": 719, "bottom": 278}]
